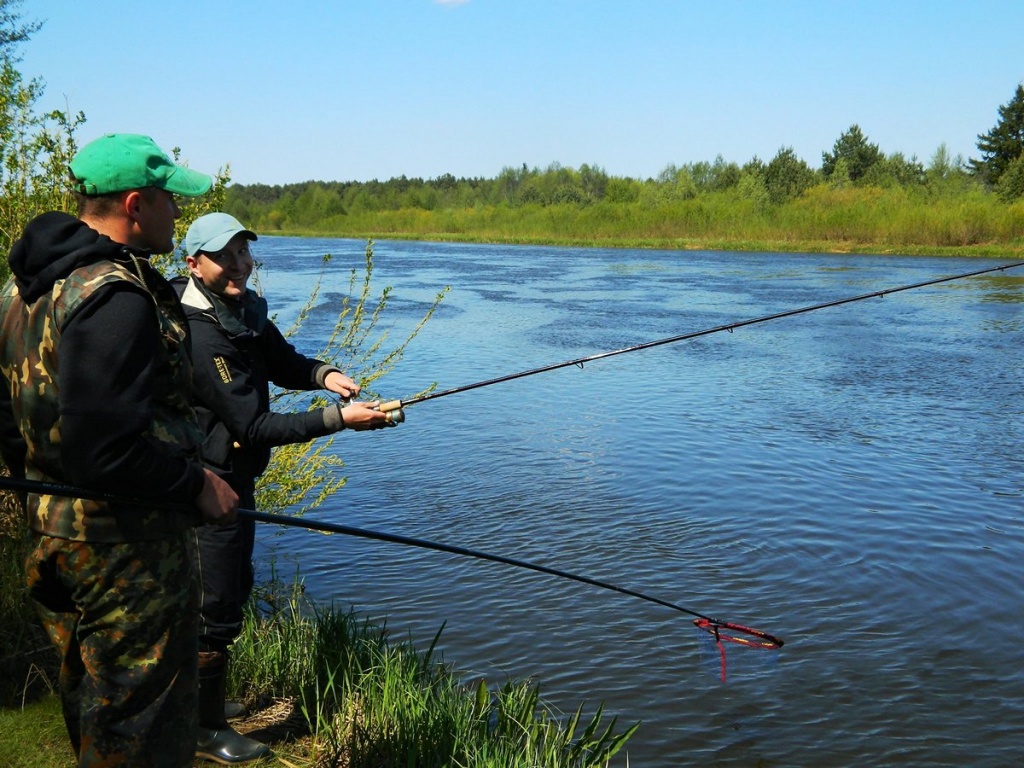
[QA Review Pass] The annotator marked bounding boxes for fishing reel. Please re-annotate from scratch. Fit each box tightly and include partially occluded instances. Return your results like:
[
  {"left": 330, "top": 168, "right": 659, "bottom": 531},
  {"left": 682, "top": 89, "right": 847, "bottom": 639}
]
[{"left": 379, "top": 400, "right": 405, "bottom": 425}]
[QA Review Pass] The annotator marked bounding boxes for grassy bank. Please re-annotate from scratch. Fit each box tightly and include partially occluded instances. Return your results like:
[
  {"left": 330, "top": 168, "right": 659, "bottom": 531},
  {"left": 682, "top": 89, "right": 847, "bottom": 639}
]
[
  {"left": 231, "top": 184, "right": 1024, "bottom": 260},
  {"left": 0, "top": 538, "right": 636, "bottom": 768}
]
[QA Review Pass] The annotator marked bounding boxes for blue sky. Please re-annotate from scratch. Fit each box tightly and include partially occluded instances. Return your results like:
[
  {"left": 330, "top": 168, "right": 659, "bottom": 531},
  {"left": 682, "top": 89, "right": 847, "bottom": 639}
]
[{"left": 20, "top": 0, "right": 1024, "bottom": 185}]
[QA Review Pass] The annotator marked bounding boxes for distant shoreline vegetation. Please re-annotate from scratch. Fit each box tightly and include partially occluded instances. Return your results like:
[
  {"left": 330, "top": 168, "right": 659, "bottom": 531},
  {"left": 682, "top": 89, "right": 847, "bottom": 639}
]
[
  {"left": 224, "top": 165, "right": 1024, "bottom": 258},
  {"left": 224, "top": 122, "right": 1024, "bottom": 259}
]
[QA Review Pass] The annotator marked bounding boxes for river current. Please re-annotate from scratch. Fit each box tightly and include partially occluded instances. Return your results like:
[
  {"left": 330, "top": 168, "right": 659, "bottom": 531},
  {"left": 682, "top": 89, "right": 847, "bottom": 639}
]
[{"left": 252, "top": 237, "right": 1024, "bottom": 767}]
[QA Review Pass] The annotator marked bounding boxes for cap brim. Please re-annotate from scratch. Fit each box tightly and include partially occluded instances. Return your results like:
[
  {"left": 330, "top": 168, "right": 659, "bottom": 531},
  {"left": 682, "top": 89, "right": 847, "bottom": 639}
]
[
  {"left": 200, "top": 229, "right": 258, "bottom": 254},
  {"left": 161, "top": 166, "right": 213, "bottom": 197}
]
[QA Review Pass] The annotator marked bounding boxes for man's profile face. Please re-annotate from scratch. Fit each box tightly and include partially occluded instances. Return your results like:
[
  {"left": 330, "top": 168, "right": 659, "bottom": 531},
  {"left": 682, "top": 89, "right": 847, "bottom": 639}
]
[{"left": 132, "top": 187, "right": 180, "bottom": 254}]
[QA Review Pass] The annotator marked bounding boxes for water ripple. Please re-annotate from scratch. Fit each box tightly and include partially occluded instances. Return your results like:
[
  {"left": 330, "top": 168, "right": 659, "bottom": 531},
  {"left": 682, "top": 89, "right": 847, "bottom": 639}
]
[{"left": 255, "top": 243, "right": 1024, "bottom": 767}]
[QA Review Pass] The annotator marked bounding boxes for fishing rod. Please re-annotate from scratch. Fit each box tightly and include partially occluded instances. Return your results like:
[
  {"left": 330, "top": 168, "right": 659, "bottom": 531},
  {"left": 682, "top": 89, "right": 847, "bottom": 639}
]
[
  {"left": 0, "top": 474, "right": 782, "bottom": 652},
  {"left": 377, "top": 259, "right": 1024, "bottom": 422}
]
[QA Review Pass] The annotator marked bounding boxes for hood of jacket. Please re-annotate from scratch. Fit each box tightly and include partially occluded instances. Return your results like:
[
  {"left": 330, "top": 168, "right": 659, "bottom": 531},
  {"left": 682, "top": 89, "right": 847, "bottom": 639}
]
[
  {"left": 8, "top": 211, "right": 125, "bottom": 303},
  {"left": 173, "top": 273, "right": 269, "bottom": 337}
]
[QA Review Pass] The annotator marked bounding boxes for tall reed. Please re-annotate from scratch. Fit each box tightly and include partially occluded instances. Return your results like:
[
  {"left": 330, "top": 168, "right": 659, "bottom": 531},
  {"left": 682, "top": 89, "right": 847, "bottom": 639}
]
[
  {"left": 230, "top": 574, "right": 637, "bottom": 767},
  {"left": 257, "top": 185, "right": 1024, "bottom": 257}
]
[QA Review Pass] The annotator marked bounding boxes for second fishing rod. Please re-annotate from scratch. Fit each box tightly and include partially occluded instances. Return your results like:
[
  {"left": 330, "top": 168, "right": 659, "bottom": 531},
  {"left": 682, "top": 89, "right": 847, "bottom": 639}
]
[
  {"left": 374, "top": 259, "right": 1024, "bottom": 423},
  {"left": 0, "top": 474, "right": 781, "bottom": 650}
]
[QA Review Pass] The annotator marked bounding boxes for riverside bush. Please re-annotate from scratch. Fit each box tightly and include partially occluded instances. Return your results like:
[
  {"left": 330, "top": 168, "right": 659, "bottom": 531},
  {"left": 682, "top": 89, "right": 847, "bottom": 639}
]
[{"left": 234, "top": 181, "right": 1024, "bottom": 257}]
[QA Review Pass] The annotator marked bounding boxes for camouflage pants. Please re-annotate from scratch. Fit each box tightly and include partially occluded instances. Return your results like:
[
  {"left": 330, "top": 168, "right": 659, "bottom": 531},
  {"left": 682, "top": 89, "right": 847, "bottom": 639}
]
[{"left": 25, "top": 532, "right": 199, "bottom": 768}]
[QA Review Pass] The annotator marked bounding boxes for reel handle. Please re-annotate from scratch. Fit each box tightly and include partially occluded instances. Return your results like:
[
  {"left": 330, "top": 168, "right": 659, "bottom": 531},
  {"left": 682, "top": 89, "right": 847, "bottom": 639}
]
[{"left": 378, "top": 399, "right": 405, "bottom": 424}]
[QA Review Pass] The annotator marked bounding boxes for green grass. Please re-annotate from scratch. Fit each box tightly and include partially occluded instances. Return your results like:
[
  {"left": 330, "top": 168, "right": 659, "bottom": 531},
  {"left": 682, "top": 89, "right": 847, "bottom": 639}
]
[
  {"left": 0, "top": 695, "right": 281, "bottom": 767},
  {"left": 238, "top": 184, "right": 1024, "bottom": 260},
  {"left": 0, "top": 696, "right": 73, "bottom": 768},
  {"left": 231, "top": 579, "right": 638, "bottom": 767},
  {"left": 0, "top": 569, "right": 637, "bottom": 768}
]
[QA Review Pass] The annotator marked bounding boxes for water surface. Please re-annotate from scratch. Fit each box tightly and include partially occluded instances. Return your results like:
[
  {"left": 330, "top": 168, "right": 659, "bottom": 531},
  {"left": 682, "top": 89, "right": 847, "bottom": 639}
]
[{"left": 254, "top": 238, "right": 1024, "bottom": 767}]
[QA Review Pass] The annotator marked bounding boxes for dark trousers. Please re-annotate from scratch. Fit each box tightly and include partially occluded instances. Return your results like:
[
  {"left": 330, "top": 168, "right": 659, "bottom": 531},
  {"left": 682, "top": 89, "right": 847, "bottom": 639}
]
[{"left": 192, "top": 486, "right": 256, "bottom": 653}]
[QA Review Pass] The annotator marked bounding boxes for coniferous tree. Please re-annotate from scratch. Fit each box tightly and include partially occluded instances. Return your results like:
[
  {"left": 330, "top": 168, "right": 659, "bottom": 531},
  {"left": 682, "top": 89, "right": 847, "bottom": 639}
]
[
  {"left": 822, "top": 124, "right": 883, "bottom": 183},
  {"left": 995, "top": 152, "right": 1024, "bottom": 201},
  {"left": 970, "top": 83, "right": 1024, "bottom": 187}
]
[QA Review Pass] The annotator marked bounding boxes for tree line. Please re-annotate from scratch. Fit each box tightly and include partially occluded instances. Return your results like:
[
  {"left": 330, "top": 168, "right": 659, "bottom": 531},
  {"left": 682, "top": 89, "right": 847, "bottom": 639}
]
[
  {"left": 2, "top": 0, "right": 1024, "bottom": 260},
  {"left": 223, "top": 89, "right": 1024, "bottom": 237}
]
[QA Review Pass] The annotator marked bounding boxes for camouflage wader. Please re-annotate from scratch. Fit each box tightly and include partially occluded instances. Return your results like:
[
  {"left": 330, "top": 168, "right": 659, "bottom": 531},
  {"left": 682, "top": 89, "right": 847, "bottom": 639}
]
[
  {"left": 26, "top": 534, "right": 199, "bottom": 767},
  {"left": 0, "top": 256, "right": 205, "bottom": 767}
]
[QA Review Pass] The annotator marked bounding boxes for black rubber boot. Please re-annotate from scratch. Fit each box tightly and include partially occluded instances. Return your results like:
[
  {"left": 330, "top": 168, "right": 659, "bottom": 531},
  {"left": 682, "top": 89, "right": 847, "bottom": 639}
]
[{"left": 195, "top": 651, "right": 272, "bottom": 764}]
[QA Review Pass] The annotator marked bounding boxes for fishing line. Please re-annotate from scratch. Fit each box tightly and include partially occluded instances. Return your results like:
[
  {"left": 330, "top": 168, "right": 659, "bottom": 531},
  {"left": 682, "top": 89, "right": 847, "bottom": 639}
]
[
  {"left": 378, "top": 260, "right": 1024, "bottom": 421},
  {"left": 0, "top": 475, "right": 783, "bottom": 661}
]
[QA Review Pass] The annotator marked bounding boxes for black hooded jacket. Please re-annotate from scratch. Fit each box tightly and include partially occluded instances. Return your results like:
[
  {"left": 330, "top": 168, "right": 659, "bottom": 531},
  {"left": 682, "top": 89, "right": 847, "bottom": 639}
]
[
  {"left": 172, "top": 274, "right": 339, "bottom": 497},
  {"left": 0, "top": 211, "right": 205, "bottom": 503}
]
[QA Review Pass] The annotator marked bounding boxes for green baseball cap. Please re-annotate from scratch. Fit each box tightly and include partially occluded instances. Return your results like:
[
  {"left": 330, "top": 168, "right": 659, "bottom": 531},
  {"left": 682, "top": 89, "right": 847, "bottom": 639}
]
[{"left": 69, "top": 133, "right": 212, "bottom": 197}]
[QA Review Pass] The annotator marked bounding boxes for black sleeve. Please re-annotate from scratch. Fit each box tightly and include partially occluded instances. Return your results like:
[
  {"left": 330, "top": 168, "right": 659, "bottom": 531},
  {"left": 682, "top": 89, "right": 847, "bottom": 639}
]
[
  {"left": 260, "top": 320, "right": 324, "bottom": 391},
  {"left": 189, "top": 318, "right": 332, "bottom": 450},
  {"left": 59, "top": 285, "right": 206, "bottom": 502}
]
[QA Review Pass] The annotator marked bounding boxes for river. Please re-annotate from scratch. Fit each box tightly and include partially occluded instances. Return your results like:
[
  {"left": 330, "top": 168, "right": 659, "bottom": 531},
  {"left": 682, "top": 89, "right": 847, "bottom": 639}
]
[{"left": 251, "top": 236, "right": 1024, "bottom": 767}]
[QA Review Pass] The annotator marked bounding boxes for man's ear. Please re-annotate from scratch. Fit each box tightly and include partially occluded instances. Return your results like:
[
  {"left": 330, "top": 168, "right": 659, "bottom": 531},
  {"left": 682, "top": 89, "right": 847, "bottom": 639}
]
[
  {"left": 122, "top": 189, "right": 143, "bottom": 222},
  {"left": 185, "top": 254, "right": 203, "bottom": 279}
]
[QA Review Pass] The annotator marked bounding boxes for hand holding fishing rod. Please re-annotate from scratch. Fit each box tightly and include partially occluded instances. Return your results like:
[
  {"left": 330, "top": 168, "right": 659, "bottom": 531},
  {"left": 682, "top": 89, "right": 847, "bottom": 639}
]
[
  {"left": 320, "top": 370, "right": 402, "bottom": 428},
  {"left": 331, "top": 399, "right": 402, "bottom": 429}
]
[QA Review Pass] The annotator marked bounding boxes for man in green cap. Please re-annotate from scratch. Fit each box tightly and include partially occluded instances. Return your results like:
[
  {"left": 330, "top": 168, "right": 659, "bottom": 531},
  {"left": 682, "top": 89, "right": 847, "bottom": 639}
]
[{"left": 0, "top": 133, "right": 239, "bottom": 767}]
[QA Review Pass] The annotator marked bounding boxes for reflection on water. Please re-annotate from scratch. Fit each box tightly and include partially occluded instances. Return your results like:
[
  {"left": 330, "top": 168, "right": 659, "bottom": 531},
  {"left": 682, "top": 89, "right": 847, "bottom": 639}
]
[{"left": 254, "top": 238, "right": 1024, "bottom": 767}]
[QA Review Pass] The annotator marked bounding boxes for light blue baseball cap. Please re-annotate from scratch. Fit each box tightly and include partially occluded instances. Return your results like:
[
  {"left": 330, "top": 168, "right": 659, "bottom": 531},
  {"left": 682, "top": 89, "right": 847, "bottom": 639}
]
[{"left": 185, "top": 213, "right": 257, "bottom": 256}]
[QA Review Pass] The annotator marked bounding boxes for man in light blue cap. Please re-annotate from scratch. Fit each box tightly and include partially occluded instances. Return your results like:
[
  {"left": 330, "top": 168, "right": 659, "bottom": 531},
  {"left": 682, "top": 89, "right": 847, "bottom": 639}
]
[
  {"left": 0, "top": 134, "right": 239, "bottom": 766},
  {"left": 173, "top": 212, "right": 394, "bottom": 763}
]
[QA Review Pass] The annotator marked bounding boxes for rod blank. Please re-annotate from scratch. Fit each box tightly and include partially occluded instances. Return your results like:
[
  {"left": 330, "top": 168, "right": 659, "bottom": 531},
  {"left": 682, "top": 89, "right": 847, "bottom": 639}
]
[
  {"left": 380, "top": 259, "right": 1024, "bottom": 416},
  {"left": 0, "top": 475, "right": 725, "bottom": 626}
]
